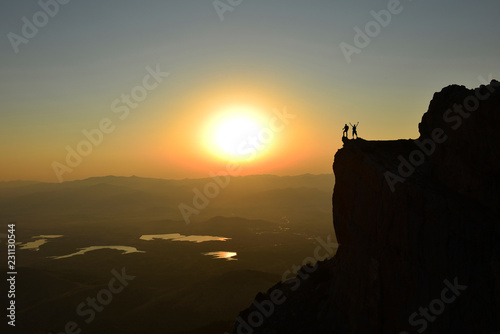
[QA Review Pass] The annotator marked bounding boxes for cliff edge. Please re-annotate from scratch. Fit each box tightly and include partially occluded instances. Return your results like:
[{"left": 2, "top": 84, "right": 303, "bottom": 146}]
[{"left": 231, "top": 80, "right": 500, "bottom": 334}]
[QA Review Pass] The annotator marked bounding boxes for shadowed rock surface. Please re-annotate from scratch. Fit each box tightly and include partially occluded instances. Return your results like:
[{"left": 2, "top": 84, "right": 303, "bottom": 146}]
[{"left": 231, "top": 81, "right": 500, "bottom": 334}]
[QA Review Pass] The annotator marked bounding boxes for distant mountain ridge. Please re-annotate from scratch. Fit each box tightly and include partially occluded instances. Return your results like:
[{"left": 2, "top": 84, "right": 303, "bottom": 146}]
[
  {"left": 0, "top": 173, "right": 334, "bottom": 193},
  {"left": 0, "top": 174, "right": 334, "bottom": 224}
]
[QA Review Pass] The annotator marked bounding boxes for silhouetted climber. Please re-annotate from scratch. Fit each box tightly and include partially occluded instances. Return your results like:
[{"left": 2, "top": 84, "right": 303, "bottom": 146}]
[
  {"left": 350, "top": 122, "right": 359, "bottom": 139},
  {"left": 342, "top": 124, "right": 349, "bottom": 138}
]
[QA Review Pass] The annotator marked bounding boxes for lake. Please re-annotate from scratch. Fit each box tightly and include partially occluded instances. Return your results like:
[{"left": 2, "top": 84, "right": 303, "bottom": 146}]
[
  {"left": 140, "top": 233, "right": 231, "bottom": 243},
  {"left": 51, "top": 246, "right": 145, "bottom": 259},
  {"left": 18, "top": 235, "right": 64, "bottom": 251},
  {"left": 203, "top": 251, "right": 237, "bottom": 261}
]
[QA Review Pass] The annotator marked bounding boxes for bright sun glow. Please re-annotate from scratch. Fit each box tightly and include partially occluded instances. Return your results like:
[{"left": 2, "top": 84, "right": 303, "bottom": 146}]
[
  {"left": 204, "top": 106, "right": 273, "bottom": 162},
  {"left": 214, "top": 116, "right": 261, "bottom": 154}
]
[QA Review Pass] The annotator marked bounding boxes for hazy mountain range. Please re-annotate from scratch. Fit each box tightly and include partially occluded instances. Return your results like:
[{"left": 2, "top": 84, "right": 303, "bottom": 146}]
[{"left": 1, "top": 173, "right": 336, "bottom": 334}]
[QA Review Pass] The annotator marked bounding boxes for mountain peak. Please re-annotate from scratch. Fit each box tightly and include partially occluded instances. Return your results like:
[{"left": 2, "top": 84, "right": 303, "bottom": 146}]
[{"left": 231, "top": 81, "right": 500, "bottom": 333}]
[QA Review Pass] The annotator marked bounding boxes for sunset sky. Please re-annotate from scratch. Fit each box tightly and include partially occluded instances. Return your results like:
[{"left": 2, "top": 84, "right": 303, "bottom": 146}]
[{"left": 1, "top": 0, "right": 499, "bottom": 182}]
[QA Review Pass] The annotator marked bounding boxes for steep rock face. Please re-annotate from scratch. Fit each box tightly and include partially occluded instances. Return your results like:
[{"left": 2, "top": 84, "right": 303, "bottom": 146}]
[{"left": 232, "top": 81, "right": 500, "bottom": 334}]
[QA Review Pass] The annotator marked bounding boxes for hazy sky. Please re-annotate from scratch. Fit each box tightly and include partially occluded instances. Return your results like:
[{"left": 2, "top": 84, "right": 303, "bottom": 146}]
[{"left": 1, "top": 0, "right": 499, "bottom": 182}]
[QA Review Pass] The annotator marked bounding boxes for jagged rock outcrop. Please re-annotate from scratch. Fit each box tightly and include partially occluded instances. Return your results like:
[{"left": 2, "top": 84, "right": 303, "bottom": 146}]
[{"left": 231, "top": 81, "right": 500, "bottom": 334}]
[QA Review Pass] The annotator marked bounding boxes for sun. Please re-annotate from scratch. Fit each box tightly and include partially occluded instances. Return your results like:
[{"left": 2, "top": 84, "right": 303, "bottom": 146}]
[
  {"left": 214, "top": 116, "right": 261, "bottom": 155},
  {"left": 203, "top": 106, "right": 272, "bottom": 162}
]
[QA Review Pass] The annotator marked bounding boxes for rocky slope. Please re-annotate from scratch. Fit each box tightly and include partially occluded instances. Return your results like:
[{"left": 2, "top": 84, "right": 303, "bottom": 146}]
[{"left": 231, "top": 80, "right": 500, "bottom": 334}]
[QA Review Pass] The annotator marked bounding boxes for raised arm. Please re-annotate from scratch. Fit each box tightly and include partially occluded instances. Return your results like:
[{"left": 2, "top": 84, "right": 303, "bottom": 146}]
[{"left": 349, "top": 122, "right": 353, "bottom": 127}]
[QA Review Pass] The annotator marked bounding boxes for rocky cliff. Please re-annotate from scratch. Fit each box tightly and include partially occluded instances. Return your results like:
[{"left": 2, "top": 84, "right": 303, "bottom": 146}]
[{"left": 231, "top": 80, "right": 500, "bottom": 334}]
